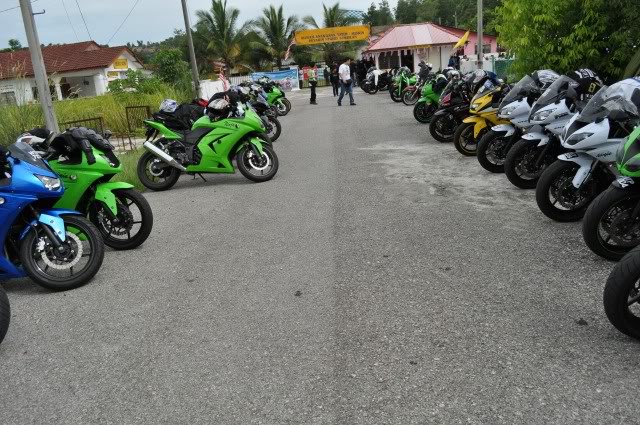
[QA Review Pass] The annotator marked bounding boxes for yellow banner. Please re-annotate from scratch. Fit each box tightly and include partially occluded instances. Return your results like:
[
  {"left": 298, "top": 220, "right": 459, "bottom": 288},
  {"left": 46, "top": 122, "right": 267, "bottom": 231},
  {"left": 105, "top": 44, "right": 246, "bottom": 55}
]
[
  {"left": 113, "top": 58, "right": 128, "bottom": 69},
  {"left": 295, "top": 25, "right": 370, "bottom": 45}
]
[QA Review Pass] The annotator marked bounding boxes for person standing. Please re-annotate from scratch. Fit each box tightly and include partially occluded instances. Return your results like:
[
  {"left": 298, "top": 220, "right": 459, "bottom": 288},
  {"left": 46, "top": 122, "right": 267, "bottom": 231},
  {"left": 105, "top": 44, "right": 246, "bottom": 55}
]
[
  {"left": 330, "top": 63, "right": 339, "bottom": 97},
  {"left": 338, "top": 58, "right": 356, "bottom": 106},
  {"left": 323, "top": 65, "right": 330, "bottom": 82},
  {"left": 307, "top": 64, "right": 318, "bottom": 105}
]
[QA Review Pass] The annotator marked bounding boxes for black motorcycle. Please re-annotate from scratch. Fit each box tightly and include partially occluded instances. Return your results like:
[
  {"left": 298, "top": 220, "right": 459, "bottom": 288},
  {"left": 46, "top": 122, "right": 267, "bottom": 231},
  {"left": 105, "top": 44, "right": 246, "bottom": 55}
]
[{"left": 428, "top": 80, "right": 471, "bottom": 143}]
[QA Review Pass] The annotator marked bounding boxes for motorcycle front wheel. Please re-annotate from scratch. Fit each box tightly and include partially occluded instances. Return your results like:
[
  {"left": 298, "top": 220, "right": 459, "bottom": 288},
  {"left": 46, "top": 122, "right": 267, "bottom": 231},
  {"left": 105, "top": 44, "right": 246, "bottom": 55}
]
[
  {"left": 402, "top": 89, "right": 419, "bottom": 106},
  {"left": 137, "top": 151, "right": 181, "bottom": 192},
  {"left": 264, "top": 115, "right": 282, "bottom": 142},
  {"left": 89, "top": 189, "right": 154, "bottom": 250},
  {"left": 19, "top": 215, "right": 105, "bottom": 291},
  {"left": 604, "top": 246, "right": 640, "bottom": 339},
  {"left": 236, "top": 144, "right": 279, "bottom": 183},
  {"left": 477, "top": 130, "right": 510, "bottom": 173},
  {"left": 453, "top": 122, "right": 479, "bottom": 156},
  {"left": 390, "top": 86, "right": 402, "bottom": 103},
  {"left": 504, "top": 139, "right": 552, "bottom": 189},
  {"left": 275, "top": 99, "right": 291, "bottom": 116},
  {"left": 429, "top": 113, "right": 457, "bottom": 143},
  {"left": 582, "top": 186, "right": 640, "bottom": 261},
  {"left": 0, "top": 286, "right": 9, "bottom": 345},
  {"left": 413, "top": 102, "right": 435, "bottom": 124},
  {"left": 535, "top": 160, "right": 596, "bottom": 222}
]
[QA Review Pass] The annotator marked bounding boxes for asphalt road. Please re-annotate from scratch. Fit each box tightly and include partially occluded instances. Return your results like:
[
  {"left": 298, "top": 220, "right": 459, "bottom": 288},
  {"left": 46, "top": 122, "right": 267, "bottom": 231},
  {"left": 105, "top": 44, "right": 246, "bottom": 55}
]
[{"left": 2, "top": 86, "right": 639, "bottom": 424}]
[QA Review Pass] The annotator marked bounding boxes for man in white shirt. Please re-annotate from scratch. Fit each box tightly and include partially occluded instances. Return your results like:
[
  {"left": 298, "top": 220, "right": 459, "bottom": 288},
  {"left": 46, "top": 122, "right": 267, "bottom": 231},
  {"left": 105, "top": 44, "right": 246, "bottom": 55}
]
[{"left": 338, "top": 58, "right": 356, "bottom": 106}]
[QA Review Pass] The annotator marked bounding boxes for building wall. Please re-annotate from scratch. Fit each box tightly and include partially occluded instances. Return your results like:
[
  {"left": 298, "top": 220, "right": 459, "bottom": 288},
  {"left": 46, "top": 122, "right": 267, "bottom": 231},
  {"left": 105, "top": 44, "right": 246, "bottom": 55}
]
[{"left": 462, "top": 34, "right": 498, "bottom": 57}]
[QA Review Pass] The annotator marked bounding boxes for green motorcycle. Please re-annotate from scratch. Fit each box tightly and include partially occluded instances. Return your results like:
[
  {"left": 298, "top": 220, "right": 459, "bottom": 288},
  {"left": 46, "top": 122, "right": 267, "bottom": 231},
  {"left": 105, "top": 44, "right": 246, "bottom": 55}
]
[
  {"left": 138, "top": 101, "right": 278, "bottom": 191},
  {"left": 390, "top": 67, "right": 416, "bottom": 103},
  {"left": 582, "top": 127, "right": 640, "bottom": 261},
  {"left": 413, "top": 74, "right": 448, "bottom": 123},
  {"left": 258, "top": 79, "right": 291, "bottom": 116},
  {"left": 30, "top": 128, "right": 154, "bottom": 250}
]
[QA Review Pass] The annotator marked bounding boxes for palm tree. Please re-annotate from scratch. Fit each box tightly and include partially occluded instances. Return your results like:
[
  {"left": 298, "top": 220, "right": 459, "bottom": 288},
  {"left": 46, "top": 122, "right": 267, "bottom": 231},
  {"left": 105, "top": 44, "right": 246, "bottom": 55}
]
[
  {"left": 253, "top": 5, "right": 304, "bottom": 68},
  {"left": 303, "top": 2, "right": 361, "bottom": 64},
  {"left": 195, "top": 0, "right": 252, "bottom": 72},
  {"left": 303, "top": 2, "right": 359, "bottom": 29}
]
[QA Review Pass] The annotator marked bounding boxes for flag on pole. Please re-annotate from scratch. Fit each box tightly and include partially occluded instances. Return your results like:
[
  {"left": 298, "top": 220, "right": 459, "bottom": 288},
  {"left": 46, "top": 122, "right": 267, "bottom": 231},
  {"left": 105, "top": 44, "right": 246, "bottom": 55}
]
[
  {"left": 453, "top": 30, "right": 470, "bottom": 49},
  {"left": 284, "top": 38, "right": 296, "bottom": 61}
]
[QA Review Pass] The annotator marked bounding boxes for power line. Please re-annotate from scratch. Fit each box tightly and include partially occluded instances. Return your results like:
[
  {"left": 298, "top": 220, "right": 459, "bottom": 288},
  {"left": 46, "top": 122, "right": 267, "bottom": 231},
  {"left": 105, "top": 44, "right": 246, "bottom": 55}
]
[
  {"left": 74, "top": 0, "right": 92, "bottom": 40},
  {"left": 106, "top": 0, "right": 142, "bottom": 45},
  {"left": 0, "top": 0, "right": 38, "bottom": 14},
  {"left": 60, "top": 0, "right": 79, "bottom": 41}
]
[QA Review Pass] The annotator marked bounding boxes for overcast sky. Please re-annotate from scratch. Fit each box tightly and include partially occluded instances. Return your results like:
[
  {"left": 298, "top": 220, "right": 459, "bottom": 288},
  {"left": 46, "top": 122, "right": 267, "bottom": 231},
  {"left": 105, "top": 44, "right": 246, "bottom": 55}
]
[{"left": 0, "top": 0, "right": 397, "bottom": 48}]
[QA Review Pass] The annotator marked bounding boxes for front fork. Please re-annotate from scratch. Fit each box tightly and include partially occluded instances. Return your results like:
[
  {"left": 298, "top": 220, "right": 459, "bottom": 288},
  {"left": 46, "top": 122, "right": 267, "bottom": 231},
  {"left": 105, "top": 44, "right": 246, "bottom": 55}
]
[{"left": 27, "top": 206, "right": 66, "bottom": 251}]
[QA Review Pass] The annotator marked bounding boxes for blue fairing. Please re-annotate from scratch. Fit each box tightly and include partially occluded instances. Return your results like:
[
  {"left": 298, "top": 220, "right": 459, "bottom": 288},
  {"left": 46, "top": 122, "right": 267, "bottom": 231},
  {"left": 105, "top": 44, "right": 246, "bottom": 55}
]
[{"left": 0, "top": 143, "right": 68, "bottom": 280}]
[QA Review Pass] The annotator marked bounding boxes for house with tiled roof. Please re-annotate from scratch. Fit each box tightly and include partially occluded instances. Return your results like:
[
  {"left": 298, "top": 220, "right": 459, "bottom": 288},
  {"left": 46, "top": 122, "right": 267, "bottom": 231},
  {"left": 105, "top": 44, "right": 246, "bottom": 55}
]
[
  {"left": 362, "top": 22, "right": 498, "bottom": 72},
  {"left": 0, "top": 41, "right": 144, "bottom": 105}
]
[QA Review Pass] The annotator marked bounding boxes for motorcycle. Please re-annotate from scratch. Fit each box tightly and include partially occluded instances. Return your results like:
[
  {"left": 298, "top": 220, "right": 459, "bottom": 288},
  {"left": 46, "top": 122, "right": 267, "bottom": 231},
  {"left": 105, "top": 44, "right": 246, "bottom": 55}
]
[
  {"left": 603, "top": 244, "right": 640, "bottom": 340},
  {"left": 429, "top": 79, "right": 472, "bottom": 143},
  {"left": 476, "top": 73, "right": 551, "bottom": 173},
  {"left": 258, "top": 79, "right": 291, "bottom": 116},
  {"left": 582, "top": 126, "right": 640, "bottom": 260},
  {"left": 402, "top": 63, "right": 433, "bottom": 106},
  {"left": 413, "top": 74, "right": 448, "bottom": 124},
  {"left": 453, "top": 82, "right": 511, "bottom": 156},
  {"left": 138, "top": 95, "right": 278, "bottom": 191},
  {"left": 504, "top": 76, "right": 577, "bottom": 189},
  {"left": 244, "top": 84, "right": 282, "bottom": 142},
  {"left": 390, "top": 67, "right": 416, "bottom": 103},
  {"left": 535, "top": 79, "right": 640, "bottom": 221},
  {"left": 29, "top": 128, "right": 154, "bottom": 250},
  {"left": 0, "top": 136, "right": 105, "bottom": 291},
  {"left": 363, "top": 67, "right": 390, "bottom": 94},
  {"left": 0, "top": 285, "right": 8, "bottom": 345}
]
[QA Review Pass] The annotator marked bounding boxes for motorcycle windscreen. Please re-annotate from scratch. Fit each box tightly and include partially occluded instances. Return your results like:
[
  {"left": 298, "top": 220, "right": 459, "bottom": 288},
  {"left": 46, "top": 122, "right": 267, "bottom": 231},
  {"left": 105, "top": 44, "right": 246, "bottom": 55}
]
[
  {"left": 529, "top": 76, "right": 575, "bottom": 119},
  {"left": 8, "top": 142, "right": 51, "bottom": 171},
  {"left": 578, "top": 79, "right": 640, "bottom": 123},
  {"left": 499, "top": 75, "right": 540, "bottom": 111}
]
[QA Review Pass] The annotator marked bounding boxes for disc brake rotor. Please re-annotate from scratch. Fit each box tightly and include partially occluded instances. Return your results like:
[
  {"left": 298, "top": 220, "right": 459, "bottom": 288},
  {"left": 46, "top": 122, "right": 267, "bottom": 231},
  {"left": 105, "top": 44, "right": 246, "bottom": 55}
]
[
  {"left": 555, "top": 176, "right": 590, "bottom": 210},
  {"left": 98, "top": 205, "right": 134, "bottom": 236},
  {"left": 609, "top": 210, "right": 640, "bottom": 246},
  {"left": 39, "top": 232, "right": 83, "bottom": 270},
  {"left": 247, "top": 151, "right": 271, "bottom": 171}
]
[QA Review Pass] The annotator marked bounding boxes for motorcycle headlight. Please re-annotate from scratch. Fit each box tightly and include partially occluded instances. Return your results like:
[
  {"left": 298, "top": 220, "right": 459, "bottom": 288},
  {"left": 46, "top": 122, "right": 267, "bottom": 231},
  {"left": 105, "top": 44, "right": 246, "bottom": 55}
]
[
  {"left": 471, "top": 103, "right": 480, "bottom": 110},
  {"left": 500, "top": 106, "right": 517, "bottom": 116},
  {"left": 35, "top": 175, "right": 61, "bottom": 191},
  {"left": 532, "top": 108, "right": 556, "bottom": 122},
  {"left": 566, "top": 132, "right": 594, "bottom": 146}
]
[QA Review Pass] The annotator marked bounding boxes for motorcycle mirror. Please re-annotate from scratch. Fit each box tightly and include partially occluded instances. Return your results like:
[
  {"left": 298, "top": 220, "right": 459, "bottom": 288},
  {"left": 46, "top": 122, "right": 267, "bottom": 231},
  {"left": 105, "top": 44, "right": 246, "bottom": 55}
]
[{"left": 104, "top": 130, "right": 113, "bottom": 140}]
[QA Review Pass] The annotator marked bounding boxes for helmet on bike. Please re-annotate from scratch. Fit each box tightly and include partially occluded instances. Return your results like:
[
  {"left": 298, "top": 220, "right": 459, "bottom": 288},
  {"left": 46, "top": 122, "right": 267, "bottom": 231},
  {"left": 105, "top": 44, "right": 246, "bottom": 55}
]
[
  {"left": 531, "top": 69, "right": 560, "bottom": 91},
  {"left": 566, "top": 68, "right": 603, "bottom": 99},
  {"left": 446, "top": 69, "right": 461, "bottom": 80},
  {"left": 159, "top": 99, "right": 178, "bottom": 113},
  {"left": 207, "top": 98, "right": 230, "bottom": 118}
]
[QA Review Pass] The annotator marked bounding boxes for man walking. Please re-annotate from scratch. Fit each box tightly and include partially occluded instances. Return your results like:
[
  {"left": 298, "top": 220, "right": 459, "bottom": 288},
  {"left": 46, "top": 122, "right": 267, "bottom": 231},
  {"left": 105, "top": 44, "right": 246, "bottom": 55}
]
[
  {"left": 308, "top": 64, "right": 318, "bottom": 105},
  {"left": 338, "top": 58, "right": 356, "bottom": 106}
]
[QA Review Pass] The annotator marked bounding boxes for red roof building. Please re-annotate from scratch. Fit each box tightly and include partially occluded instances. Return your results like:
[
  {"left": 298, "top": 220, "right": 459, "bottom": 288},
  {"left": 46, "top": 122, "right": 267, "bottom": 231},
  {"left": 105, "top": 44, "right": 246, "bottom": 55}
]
[
  {"left": 0, "top": 41, "right": 144, "bottom": 105},
  {"left": 362, "top": 23, "right": 498, "bottom": 72}
]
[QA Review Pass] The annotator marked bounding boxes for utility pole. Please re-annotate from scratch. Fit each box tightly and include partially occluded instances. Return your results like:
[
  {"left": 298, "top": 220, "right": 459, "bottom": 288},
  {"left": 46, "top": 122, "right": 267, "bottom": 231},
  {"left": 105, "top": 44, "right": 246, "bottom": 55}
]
[
  {"left": 476, "top": 0, "right": 483, "bottom": 70},
  {"left": 454, "top": 11, "right": 458, "bottom": 28},
  {"left": 19, "top": 0, "right": 58, "bottom": 132},
  {"left": 181, "top": 0, "right": 200, "bottom": 98}
]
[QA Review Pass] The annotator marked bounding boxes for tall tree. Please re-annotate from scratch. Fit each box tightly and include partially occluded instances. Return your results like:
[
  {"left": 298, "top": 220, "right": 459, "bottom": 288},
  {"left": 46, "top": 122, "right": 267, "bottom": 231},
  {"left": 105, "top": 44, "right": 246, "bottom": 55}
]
[
  {"left": 253, "top": 5, "right": 303, "bottom": 68},
  {"left": 195, "top": 0, "right": 252, "bottom": 72},
  {"left": 8, "top": 39, "right": 21, "bottom": 51},
  {"left": 362, "top": 3, "right": 379, "bottom": 26},
  {"left": 496, "top": 0, "right": 640, "bottom": 81},
  {"left": 377, "top": 0, "right": 394, "bottom": 25},
  {"left": 303, "top": 2, "right": 361, "bottom": 63},
  {"left": 395, "top": 0, "right": 418, "bottom": 24}
]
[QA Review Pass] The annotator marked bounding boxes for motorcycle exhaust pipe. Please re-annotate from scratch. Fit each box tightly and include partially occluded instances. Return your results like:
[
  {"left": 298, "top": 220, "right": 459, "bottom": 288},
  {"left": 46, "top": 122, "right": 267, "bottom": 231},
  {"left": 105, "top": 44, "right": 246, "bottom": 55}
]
[{"left": 143, "top": 142, "right": 187, "bottom": 172}]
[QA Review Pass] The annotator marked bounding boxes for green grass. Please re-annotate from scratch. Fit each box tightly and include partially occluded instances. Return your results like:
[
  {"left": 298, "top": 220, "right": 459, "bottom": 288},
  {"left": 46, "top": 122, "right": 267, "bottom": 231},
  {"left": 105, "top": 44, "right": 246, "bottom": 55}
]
[{"left": 112, "top": 149, "right": 144, "bottom": 191}]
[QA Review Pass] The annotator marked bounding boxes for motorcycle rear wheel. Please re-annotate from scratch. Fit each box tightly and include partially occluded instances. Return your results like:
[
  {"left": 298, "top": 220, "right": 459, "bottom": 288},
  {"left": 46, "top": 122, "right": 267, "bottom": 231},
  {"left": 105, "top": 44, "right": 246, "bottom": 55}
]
[
  {"left": 0, "top": 286, "right": 9, "bottom": 345},
  {"left": 604, "top": 246, "right": 640, "bottom": 339},
  {"left": 582, "top": 186, "right": 640, "bottom": 261},
  {"left": 137, "top": 151, "right": 181, "bottom": 192}
]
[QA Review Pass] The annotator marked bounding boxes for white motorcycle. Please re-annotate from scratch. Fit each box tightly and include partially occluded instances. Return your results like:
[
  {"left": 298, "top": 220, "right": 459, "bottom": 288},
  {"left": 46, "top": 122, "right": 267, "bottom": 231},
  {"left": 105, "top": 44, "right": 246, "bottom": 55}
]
[
  {"left": 535, "top": 79, "right": 640, "bottom": 222},
  {"left": 504, "top": 75, "right": 578, "bottom": 189},
  {"left": 476, "top": 73, "right": 546, "bottom": 173}
]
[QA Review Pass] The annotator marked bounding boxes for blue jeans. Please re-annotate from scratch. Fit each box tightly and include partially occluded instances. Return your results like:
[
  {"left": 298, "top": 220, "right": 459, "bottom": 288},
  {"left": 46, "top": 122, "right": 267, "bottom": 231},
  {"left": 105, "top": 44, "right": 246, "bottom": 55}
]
[{"left": 338, "top": 81, "right": 354, "bottom": 105}]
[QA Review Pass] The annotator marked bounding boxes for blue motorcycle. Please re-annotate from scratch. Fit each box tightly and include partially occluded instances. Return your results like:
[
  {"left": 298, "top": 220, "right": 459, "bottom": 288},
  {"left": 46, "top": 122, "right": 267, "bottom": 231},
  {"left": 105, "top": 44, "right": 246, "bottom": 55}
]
[{"left": 0, "top": 134, "right": 104, "bottom": 292}]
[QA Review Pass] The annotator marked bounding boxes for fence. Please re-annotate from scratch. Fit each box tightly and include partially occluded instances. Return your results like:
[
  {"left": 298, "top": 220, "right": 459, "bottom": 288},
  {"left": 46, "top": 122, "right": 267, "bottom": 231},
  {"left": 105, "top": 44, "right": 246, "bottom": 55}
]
[
  {"left": 59, "top": 117, "right": 105, "bottom": 135},
  {"left": 460, "top": 58, "right": 515, "bottom": 80}
]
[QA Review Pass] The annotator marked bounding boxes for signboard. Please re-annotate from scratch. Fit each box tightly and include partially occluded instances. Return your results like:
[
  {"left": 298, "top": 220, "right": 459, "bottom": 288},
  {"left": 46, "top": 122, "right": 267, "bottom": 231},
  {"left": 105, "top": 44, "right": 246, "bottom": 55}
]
[
  {"left": 251, "top": 68, "right": 300, "bottom": 91},
  {"left": 295, "top": 25, "right": 370, "bottom": 46},
  {"left": 106, "top": 71, "right": 120, "bottom": 80},
  {"left": 113, "top": 58, "right": 128, "bottom": 69}
]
